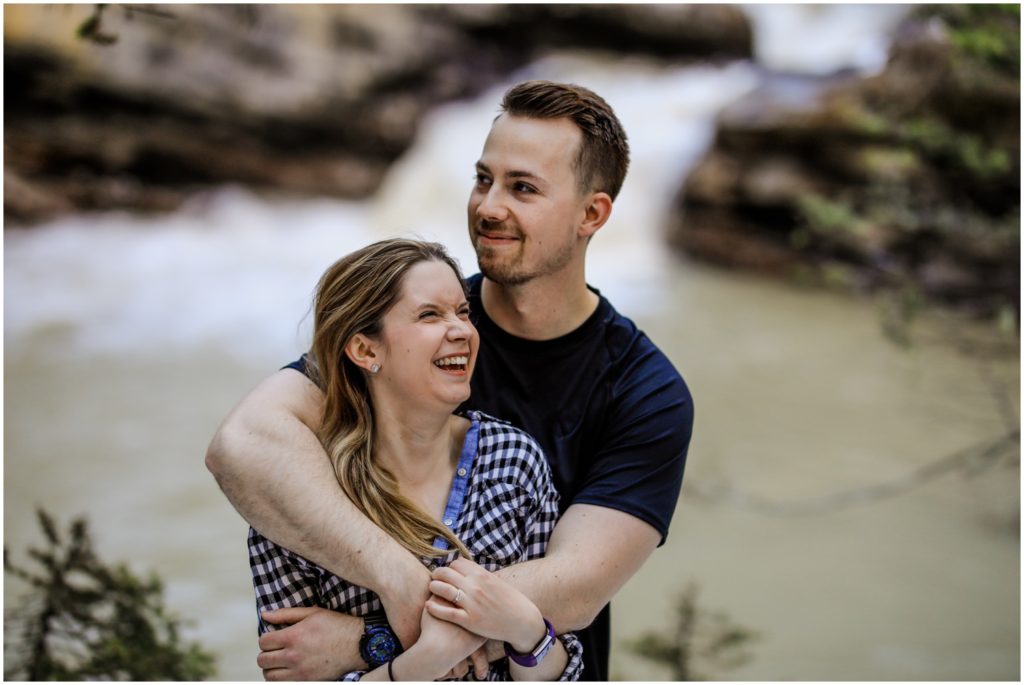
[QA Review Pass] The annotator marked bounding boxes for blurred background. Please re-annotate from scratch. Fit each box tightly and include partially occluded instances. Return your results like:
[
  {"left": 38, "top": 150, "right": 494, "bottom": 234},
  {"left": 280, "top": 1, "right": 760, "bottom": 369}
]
[{"left": 4, "top": 3, "right": 1019, "bottom": 681}]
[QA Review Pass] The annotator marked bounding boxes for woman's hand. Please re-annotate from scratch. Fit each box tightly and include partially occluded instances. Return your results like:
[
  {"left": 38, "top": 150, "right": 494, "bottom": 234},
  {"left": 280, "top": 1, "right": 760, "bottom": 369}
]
[
  {"left": 426, "top": 557, "right": 548, "bottom": 654},
  {"left": 386, "top": 603, "right": 487, "bottom": 681}
]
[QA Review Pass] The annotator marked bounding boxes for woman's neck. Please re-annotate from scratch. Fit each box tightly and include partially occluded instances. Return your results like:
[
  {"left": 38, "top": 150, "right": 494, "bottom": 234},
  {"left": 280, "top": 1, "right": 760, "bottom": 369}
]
[{"left": 372, "top": 405, "right": 466, "bottom": 495}]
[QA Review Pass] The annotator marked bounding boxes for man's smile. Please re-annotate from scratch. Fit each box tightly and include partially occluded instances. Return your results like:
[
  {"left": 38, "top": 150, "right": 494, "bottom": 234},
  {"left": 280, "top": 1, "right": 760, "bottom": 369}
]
[{"left": 476, "top": 227, "right": 521, "bottom": 247}]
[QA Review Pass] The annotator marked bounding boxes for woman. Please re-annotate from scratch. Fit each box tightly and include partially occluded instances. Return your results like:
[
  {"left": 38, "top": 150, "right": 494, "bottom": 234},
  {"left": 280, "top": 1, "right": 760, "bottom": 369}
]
[{"left": 248, "top": 239, "right": 582, "bottom": 681}]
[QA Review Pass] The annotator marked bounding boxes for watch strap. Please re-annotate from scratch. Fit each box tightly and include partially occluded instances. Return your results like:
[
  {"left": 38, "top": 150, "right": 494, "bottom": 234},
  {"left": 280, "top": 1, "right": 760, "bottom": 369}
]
[
  {"left": 504, "top": 617, "right": 556, "bottom": 668},
  {"left": 360, "top": 611, "right": 401, "bottom": 668},
  {"left": 364, "top": 610, "right": 389, "bottom": 628}
]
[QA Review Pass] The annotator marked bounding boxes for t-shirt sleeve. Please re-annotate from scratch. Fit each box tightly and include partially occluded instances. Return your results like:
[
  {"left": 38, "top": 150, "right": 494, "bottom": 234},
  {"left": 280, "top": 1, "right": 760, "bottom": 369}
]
[
  {"left": 282, "top": 353, "right": 310, "bottom": 377},
  {"left": 572, "top": 346, "right": 694, "bottom": 545}
]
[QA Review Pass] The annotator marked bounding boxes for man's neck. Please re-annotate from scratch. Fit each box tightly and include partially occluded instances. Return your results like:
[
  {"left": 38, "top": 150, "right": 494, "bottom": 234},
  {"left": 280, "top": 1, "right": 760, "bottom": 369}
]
[{"left": 481, "top": 275, "right": 599, "bottom": 341}]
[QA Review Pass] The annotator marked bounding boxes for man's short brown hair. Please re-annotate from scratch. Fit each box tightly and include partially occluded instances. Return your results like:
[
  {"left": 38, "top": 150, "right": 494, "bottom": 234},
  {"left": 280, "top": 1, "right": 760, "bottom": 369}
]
[{"left": 500, "top": 80, "right": 630, "bottom": 201}]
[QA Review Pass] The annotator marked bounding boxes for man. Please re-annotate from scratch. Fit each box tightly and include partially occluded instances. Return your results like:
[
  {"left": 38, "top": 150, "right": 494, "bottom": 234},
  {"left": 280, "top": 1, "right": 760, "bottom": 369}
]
[{"left": 206, "top": 80, "right": 693, "bottom": 681}]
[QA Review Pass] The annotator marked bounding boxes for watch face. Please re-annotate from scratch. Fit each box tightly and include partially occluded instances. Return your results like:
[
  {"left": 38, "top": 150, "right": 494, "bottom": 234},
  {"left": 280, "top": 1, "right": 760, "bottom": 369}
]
[
  {"left": 363, "top": 627, "right": 399, "bottom": 665},
  {"left": 533, "top": 633, "right": 555, "bottom": 661}
]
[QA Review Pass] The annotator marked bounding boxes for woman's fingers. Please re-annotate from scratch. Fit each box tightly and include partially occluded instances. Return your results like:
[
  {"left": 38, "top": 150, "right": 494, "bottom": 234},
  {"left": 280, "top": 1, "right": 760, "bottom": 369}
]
[
  {"left": 450, "top": 557, "right": 482, "bottom": 575},
  {"left": 430, "top": 565, "right": 464, "bottom": 586},
  {"left": 425, "top": 595, "right": 467, "bottom": 625},
  {"left": 429, "top": 579, "right": 465, "bottom": 605}
]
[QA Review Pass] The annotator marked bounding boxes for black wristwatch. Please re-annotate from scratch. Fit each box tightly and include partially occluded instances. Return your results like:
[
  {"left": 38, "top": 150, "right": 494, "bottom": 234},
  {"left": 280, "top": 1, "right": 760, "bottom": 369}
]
[{"left": 359, "top": 611, "right": 402, "bottom": 669}]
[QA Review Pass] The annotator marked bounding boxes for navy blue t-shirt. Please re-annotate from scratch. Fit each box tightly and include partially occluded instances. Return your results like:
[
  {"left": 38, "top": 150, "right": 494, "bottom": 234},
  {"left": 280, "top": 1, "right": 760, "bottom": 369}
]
[
  {"left": 288, "top": 273, "right": 693, "bottom": 681},
  {"left": 462, "top": 274, "right": 692, "bottom": 681}
]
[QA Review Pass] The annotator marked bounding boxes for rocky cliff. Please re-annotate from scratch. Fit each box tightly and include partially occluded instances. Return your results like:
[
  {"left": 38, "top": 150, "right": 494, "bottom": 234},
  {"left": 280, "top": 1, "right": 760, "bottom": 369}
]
[
  {"left": 669, "top": 5, "right": 1019, "bottom": 317},
  {"left": 4, "top": 4, "right": 750, "bottom": 223}
]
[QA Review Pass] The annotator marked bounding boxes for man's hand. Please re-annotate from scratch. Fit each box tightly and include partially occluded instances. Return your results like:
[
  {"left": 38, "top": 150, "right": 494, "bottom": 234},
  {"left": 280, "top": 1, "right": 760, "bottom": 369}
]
[
  {"left": 440, "top": 646, "right": 490, "bottom": 681},
  {"left": 257, "top": 607, "right": 360, "bottom": 681}
]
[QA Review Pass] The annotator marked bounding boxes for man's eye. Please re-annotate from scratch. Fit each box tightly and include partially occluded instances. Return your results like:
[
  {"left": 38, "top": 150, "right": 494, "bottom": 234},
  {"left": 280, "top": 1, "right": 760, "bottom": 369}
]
[
  {"left": 474, "top": 173, "right": 491, "bottom": 186},
  {"left": 513, "top": 182, "right": 536, "bottom": 193}
]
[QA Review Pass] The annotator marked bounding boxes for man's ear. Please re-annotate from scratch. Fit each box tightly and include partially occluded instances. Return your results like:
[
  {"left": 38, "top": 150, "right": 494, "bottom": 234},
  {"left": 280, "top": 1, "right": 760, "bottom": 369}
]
[
  {"left": 578, "top": 192, "right": 613, "bottom": 240},
  {"left": 344, "top": 333, "right": 380, "bottom": 372}
]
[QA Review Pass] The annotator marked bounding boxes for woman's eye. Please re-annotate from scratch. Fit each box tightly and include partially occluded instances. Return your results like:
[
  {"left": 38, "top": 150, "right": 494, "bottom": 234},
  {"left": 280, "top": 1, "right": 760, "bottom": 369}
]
[{"left": 419, "top": 311, "right": 438, "bottom": 320}]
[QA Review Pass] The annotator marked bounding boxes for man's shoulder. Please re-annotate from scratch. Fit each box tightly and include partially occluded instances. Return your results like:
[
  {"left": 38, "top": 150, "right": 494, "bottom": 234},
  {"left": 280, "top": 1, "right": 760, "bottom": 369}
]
[
  {"left": 597, "top": 297, "right": 679, "bottom": 371},
  {"left": 466, "top": 272, "right": 484, "bottom": 296},
  {"left": 595, "top": 297, "right": 692, "bottom": 408}
]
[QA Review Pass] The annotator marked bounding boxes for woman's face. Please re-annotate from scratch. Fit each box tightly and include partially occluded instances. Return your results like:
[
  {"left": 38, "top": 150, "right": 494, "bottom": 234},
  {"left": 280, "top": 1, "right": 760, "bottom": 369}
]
[{"left": 373, "top": 260, "right": 479, "bottom": 410}]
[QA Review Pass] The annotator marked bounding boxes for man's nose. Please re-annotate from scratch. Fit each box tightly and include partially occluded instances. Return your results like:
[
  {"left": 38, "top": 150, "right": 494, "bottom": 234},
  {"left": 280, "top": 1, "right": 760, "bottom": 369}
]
[{"left": 475, "top": 187, "right": 508, "bottom": 223}]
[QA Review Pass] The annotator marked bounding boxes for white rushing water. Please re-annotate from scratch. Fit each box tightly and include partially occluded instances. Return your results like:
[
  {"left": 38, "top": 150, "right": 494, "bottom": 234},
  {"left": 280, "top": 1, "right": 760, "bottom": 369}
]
[
  {"left": 9, "top": 5, "right": 1018, "bottom": 682},
  {"left": 5, "top": 56, "right": 763, "bottom": 364},
  {"left": 4, "top": 5, "right": 913, "bottom": 363}
]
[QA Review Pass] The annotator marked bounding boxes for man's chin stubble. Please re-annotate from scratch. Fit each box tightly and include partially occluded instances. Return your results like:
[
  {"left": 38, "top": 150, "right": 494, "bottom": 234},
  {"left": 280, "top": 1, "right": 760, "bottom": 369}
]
[{"left": 478, "top": 256, "right": 530, "bottom": 287}]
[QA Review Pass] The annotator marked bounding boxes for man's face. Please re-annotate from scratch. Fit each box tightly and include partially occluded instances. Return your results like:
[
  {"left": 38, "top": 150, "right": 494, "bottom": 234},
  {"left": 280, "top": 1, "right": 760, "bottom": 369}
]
[{"left": 467, "top": 114, "right": 588, "bottom": 286}]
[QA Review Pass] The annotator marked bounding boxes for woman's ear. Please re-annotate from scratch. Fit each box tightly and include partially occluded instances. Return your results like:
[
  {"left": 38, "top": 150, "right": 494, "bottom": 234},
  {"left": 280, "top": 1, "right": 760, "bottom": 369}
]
[{"left": 344, "top": 333, "right": 380, "bottom": 373}]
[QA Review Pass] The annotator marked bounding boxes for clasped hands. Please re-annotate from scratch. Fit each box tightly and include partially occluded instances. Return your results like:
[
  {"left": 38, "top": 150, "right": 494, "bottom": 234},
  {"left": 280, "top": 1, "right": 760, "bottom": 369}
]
[{"left": 258, "top": 557, "right": 544, "bottom": 681}]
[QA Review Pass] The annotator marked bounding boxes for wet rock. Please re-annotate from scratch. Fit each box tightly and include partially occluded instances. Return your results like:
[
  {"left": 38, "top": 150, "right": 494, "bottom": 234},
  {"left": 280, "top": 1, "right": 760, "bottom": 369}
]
[
  {"left": 668, "top": 5, "right": 1020, "bottom": 316},
  {"left": 4, "top": 4, "right": 752, "bottom": 224}
]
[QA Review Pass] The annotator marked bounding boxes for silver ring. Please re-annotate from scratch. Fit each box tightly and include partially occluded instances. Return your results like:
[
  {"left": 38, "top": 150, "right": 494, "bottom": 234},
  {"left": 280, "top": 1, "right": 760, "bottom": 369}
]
[{"left": 453, "top": 588, "right": 464, "bottom": 604}]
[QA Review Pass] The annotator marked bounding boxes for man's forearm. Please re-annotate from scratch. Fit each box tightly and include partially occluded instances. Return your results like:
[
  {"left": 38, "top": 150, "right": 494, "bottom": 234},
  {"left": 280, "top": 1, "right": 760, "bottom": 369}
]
[
  {"left": 494, "top": 555, "right": 593, "bottom": 635},
  {"left": 206, "top": 372, "right": 411, "bottom": 587},
  {"left": 494, "top": 503, "right": 663, "bottom": 635},
  {"left": 206, "top": 370, "right": 431, "bottom": 645}
]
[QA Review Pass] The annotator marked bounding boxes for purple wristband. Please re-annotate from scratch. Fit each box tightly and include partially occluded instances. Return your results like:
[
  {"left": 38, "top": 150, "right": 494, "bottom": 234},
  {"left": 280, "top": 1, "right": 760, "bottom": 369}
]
[{"left": 504, "top": 618, "right": 556, "bottom": 668}]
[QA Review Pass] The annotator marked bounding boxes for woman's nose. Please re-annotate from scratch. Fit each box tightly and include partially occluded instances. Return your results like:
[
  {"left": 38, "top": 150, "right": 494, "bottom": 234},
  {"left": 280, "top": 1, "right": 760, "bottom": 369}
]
[{"left": 447, "top": 318, "right": 472, "bottom": 340}]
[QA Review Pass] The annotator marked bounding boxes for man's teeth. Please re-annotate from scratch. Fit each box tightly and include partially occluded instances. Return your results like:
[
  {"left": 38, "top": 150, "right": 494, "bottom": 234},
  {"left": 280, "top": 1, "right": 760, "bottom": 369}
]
[{"left": 433, "top": 356, "right": 468, "bottom": 368}]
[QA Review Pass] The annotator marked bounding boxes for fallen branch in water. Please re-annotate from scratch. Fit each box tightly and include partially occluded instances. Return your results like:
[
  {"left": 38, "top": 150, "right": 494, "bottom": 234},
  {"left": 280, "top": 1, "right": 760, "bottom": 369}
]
[{"left": 685, "top": 428, "right": 1019, "bottom": 516}]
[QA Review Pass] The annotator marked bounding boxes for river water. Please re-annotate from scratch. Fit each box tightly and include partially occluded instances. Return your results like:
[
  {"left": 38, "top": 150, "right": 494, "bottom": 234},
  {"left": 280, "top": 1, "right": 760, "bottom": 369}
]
[{"left": 4, "top": 6, "right": 1019, "bottom": 681}]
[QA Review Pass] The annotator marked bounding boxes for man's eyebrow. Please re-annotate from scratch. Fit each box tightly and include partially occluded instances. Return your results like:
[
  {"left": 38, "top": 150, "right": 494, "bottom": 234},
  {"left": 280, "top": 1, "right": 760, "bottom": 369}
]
[
  {"left": 475, "top": 161, "right": 543, "bottom": 182},
  {"left": 475, "top": 161, "right": 544, "bottom": 179},
  {"left": 507, "top": 170, "right": 542, "bottom": 181}
]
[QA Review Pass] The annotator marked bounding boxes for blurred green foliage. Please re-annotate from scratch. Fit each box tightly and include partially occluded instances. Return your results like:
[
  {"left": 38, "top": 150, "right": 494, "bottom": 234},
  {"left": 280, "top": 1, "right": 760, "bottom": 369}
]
[
  {"left": 4, "top": 509, "right": 216, "bottom": 681},
  {"left": 790, "top": 4, "right": 1019, "bottom": 321},
  {"left": 931, "top": 3, "right": 1020, "bottom": 74}
]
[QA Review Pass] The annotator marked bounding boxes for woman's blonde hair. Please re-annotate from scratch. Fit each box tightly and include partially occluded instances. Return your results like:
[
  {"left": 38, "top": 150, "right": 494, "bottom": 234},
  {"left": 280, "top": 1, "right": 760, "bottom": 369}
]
[{"left": 307, "top": 239, "right": 471, "bottom": 560}]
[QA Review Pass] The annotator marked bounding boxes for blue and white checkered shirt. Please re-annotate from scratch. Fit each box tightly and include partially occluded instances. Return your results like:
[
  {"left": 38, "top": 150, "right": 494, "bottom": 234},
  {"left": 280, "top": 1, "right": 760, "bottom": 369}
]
[{"left": 248, "top": 411, "right": 584, "bottom": 681}]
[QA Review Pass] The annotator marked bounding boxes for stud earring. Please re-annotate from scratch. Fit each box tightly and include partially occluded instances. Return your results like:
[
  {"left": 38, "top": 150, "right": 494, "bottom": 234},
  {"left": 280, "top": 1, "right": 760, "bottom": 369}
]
[{"left": 370, "top": 363, "right": 381, "bottom": 374}]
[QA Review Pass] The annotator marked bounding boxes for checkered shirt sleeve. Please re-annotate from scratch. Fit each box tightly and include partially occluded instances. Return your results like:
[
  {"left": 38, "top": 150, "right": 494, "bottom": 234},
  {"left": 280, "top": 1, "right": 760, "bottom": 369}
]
[{"left": 246, "top": 413, "right": 582, "bottom": 681}]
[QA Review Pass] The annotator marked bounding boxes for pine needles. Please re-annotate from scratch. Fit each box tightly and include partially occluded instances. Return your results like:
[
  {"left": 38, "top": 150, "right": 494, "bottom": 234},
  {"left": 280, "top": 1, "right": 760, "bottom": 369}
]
[{"left": 4, "top": 509, "right": 216, "bottom": 681}]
